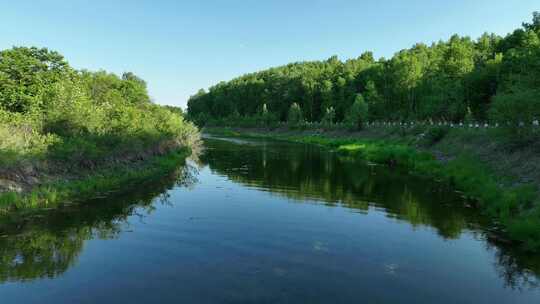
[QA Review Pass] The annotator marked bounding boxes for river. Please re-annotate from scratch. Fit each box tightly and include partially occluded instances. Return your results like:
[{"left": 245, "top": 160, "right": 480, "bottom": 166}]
[{"left": 1, "top": 136, "right": 539, "bottom": 303}]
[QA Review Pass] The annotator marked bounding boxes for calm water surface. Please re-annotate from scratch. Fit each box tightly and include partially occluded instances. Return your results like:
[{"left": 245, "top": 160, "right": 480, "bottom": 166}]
[{"left": 1, "top": 136, "right": 539, "bottom": 303}]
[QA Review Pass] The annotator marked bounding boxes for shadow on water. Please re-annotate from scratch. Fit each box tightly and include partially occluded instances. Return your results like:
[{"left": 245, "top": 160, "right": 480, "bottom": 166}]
[
  {"left": 0, "top": 159, "right": 199, "bottom": 283},
  {"left": 201, "top": 136, "right": 540, "bottom": 291}
]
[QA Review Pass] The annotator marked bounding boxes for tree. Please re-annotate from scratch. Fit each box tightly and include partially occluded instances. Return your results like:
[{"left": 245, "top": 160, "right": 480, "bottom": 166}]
[
  {"left": 364, "top": 80, "right": 382, "bottom": 119},
  {"left": 163, "top": 105, "right": 184, "bottom": 116},
  {"left": 121, "top": 72, "right": 151, "bottom": 104},
  {"left": 346, "top": 94, "right": 369, "bottom": 129},
  {"left": 359, "top": 51, "right": 375, "bottom": 63},
  {"left": 288, "top": 103, "right": 303, "bottom": 125},
  {"left": 261, "top": 103, "right": 276, "bottom": 126},
  {"left": 0, "top": 47, "right": 71, "bottom": 113},
  {"left": 320, "top": 80, "right": 334, "bottom": 118},
  {"left": 523, "top": 11, "right": 540, "bottom": 33},
  {"left": 185, "top": 12, "right": 540, "bottom": 132},
  {"left": 321, "top": 107, "right": 336, "bottom": 127}
]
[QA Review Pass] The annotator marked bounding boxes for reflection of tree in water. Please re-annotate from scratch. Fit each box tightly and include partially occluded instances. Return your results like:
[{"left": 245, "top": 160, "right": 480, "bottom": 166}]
[
  {"left": 202, "top": 138, "right": 474, "bottom": 239},
  {"left": 0, "top": 161, "right": 199, "bottom": 283},
  {"left": 0, "top": 227, "right": 88, "bottom": 282},
  {"left": 202, "top": 137, "right": 540, "bottom": 291},
  {"left": 489, "top": 241, "right": 540, "bottom": 290}
]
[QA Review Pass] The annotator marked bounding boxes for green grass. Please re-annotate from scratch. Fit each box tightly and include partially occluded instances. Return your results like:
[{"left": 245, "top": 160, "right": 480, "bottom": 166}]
[
  {"left": 0, "top": 148, "right": 190, "bottom": 214},
  {"left": 209, "top": 127, "right": 540, "bottom": 252}
]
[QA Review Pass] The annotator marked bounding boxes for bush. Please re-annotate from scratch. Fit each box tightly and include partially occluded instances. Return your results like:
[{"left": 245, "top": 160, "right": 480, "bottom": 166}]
[{"left": 0, "top": 110, "right": 59, "bottom": 165}]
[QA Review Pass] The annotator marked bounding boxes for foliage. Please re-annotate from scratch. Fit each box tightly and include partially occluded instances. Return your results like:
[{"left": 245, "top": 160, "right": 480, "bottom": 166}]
[
  {"left": 321, "top": 107, "right": 336, "bottom": 127},
  {"left": 0, "top": 110, "right": 59, "bottom": 165},
  {"left": 260, "top": 103, "right": 278, "bottom": 126},
  {"left": 345, "top": 94, "right": 369, "bottom": 129},
  {"left": 0, "top": 46, "right": 199, "bottom": 205},
  {"left": 287, "top": 103, "right": 304, "bottom": 125},
  {"left": 0, "top": 47, "right": 71, "bottom": 113},
  {"left": 489, "top": 89, "right": 540, "bottom": 139},
  {"left": 188, "top": 12, "right": 540, "bottom": 138}
]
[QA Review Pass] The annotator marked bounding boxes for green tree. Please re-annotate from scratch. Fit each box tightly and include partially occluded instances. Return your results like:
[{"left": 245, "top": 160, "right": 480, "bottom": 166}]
[
  {"left": 320, "top": 80, "right": 334, "bottom": 118},
  {"left": 321, "top": 107, "right": 336, "bottom": 127},
  {"left": 0, "top": 47, "right": 71, "bottom": 113},
  {"left": 260, "top": 103, "right": 276, "bottom": 126},
  {"left": 184, "top": 12, "right": 540, "bottom": 134},
  {"left": 364, "top": 80, "right": 382, "bottom": 119},
  {"left": 523, "top": 11, "right": 540, "bottom": 33},
  {"left": 346, "top": 94, "right": 369, "bottom": 129},
  {"left": 120, "top": 72, "right": 151, "bottom": 104},
  {"left": 288, "top": 103, "right": 304, "bottom": 125}
]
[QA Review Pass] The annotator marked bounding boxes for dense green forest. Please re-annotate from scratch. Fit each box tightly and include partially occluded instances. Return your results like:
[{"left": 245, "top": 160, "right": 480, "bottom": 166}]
[
  {"left": 188, "top": 13, "right": 540, "bottom": 130},
  {"left": 0, "top": 46, "right": 198, "bottom": 208}
]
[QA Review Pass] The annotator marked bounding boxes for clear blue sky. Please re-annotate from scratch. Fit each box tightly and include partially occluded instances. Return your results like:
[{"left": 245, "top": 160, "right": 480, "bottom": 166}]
[{"left": 1, "top": 1, "right": 538, "bottom": 108}]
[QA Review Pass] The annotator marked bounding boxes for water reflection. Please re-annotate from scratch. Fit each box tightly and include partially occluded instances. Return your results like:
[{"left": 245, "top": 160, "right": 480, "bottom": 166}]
[
  {"left": 0, "top": 136, "right": 538, "bottom": 297},
  {"left": 201, "top": 136, "right": 540, "bottom": 290},
  {"left": 0, "top": 161, "right": 199, "bottom": 283}
]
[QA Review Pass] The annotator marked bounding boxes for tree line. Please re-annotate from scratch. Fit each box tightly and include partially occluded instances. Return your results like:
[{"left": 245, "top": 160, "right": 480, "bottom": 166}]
[
  {"left": 187, "top": 13, "right": 540, "bottom": 131},
  {"left": 0, "top": 46, "right": 197, "bottom": 168}
]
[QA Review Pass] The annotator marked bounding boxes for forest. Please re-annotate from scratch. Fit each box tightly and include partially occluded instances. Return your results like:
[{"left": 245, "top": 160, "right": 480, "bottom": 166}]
[{"left": 187, "top": 13, "right": 540, "bottom": 134}]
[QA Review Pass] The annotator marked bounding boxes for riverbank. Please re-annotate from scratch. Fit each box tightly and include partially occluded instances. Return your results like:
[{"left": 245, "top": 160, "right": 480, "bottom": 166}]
[
  {"left": 0, "top": 143, "right": 196, "bottom": 216},
  {"left": 0, "top": 109, "right": 201, "bottom": 214},
  {"left": 206, "top": 126, "right": 540, "bottom": 251}
]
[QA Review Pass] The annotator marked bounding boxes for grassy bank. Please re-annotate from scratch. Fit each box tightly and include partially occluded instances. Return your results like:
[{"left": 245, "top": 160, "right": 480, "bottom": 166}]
[
  {"left": 0, "top": 148, "right": 191, "bottom": 214},
  {"left": 206, "top": 126, "right": 540, "bottom": 251}
]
